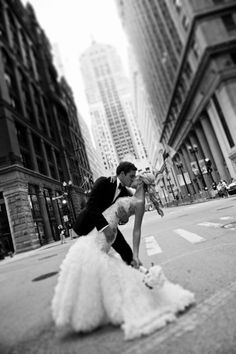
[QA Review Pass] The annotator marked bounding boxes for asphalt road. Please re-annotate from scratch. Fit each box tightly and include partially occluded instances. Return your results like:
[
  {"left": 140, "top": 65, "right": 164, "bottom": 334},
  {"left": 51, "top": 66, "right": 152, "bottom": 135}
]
[{"left": 0, "top": 196, "right": 236, "bottom": 354}]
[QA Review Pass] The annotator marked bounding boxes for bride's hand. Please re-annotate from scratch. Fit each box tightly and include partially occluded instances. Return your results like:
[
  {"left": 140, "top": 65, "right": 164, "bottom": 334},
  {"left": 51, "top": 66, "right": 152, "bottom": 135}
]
[
  {"left": 131, "top": 256, "right": 142, "bottom": 269},
  {"left": 157, "top": 208, "right": 164, "bottom": 217}
]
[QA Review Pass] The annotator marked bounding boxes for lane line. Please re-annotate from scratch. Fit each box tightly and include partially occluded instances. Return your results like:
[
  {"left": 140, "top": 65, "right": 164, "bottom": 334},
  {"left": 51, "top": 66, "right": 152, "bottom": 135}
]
[
  {"left": 220, "top": 216, "right": 233, "bottom": 220},
  {"left": 198, "top": 222, "right": 223, "bottom": 228},
  {"left": 144, "top": 236, "right": 162, "bottom": 255},
  {"left": 174, "top": 229, "right": 205, "bottom": 243}
]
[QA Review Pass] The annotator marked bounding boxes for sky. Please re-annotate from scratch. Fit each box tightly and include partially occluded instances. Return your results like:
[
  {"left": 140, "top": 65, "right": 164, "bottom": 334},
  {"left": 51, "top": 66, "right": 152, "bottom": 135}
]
[{"left": 21, "top": 0, "right": 129, "bottom": 128}]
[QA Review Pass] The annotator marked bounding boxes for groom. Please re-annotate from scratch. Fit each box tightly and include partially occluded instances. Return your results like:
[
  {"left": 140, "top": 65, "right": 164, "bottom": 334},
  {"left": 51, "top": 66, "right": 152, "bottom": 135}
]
[{"left": 73, "top": 161, "right": 137, "bottom": 265}]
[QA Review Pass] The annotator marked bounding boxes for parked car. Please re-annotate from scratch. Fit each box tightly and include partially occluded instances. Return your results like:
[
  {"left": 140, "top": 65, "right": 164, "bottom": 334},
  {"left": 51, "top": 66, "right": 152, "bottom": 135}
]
[{"left": 227, "top": 180, "right": 236, "bottom": 195}]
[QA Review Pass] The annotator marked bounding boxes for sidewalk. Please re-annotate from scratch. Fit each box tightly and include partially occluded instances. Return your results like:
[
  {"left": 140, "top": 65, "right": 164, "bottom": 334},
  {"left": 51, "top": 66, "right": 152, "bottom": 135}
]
[
  {"left": 165, "top": 194, "right": 218, "bottom": 208},
  {"left": 0, "top": 238, "right": 74, "bottom": 266}
]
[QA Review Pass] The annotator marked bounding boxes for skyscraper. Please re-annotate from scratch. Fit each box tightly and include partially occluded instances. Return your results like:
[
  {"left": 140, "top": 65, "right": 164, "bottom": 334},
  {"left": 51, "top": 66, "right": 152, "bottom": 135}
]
[
  {"left": 80, "top": 41, "right": 147, "bottom": 174},
  {"left": 116, "top": 0, "right": 236, "bottom": 197}
]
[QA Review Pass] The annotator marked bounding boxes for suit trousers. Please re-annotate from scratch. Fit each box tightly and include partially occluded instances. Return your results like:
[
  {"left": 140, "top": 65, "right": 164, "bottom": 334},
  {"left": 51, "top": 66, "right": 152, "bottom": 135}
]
[{"left": 112, "top": 228, "right": 133, "bottom": 265}]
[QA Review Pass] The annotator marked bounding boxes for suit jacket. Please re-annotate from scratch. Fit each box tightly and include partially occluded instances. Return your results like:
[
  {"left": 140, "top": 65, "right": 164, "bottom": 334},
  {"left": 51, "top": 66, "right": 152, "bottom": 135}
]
[{"left": 73, "top": 176, "right": 131, "bottom": 236}]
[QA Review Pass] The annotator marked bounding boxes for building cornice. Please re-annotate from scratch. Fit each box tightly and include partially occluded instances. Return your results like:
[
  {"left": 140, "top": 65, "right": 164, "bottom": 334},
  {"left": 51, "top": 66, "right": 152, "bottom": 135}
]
[{"left": 160, "top": 2, "right": 236, "bottom": 142}]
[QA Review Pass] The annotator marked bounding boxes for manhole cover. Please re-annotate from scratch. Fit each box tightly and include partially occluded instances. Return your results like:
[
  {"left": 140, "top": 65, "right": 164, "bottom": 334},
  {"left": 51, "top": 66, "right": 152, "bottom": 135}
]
[
  {"left": 32, "top": 271, "right": 58, "bottom": 282},
  {"left": 38, "top": 254, "right": 57, "bottom": 261}
]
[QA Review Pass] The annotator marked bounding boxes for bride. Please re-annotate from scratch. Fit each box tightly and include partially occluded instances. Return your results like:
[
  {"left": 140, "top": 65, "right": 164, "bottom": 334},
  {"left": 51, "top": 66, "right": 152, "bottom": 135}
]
[{"left": 52, "top": 172, "right": 195, "bottom": 340}]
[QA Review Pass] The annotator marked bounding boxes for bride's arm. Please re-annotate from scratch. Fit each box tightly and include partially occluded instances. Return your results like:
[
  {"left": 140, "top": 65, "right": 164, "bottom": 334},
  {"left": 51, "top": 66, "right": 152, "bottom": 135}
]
[{"left": 132, "top": 201, "right": 145, "bottom": 268}]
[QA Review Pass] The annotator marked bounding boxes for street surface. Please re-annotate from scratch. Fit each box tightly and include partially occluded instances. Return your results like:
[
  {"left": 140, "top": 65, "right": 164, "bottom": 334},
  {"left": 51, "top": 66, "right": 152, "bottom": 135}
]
[{"left": 0, "top": 196, "right": 236, "bottom": 354}]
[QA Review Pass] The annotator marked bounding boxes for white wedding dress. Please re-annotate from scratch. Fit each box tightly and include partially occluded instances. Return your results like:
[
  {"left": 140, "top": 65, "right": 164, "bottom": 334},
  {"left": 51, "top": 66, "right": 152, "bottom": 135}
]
[{"left": 52, "top": 197, "right": 195, "bottom": 340}]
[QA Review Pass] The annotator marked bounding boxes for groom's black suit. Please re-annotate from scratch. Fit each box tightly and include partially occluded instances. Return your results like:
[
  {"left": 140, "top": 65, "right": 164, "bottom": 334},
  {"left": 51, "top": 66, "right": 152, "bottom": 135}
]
[{"left": 73, "top": 176, "right": 133, "bottom": 264}]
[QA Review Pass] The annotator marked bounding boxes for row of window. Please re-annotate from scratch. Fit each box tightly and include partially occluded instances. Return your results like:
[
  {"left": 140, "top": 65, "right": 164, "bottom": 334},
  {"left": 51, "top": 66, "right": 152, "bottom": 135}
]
[
  {"left": 162, "top": 7, "right": 236, "bottom": 144},
  {"left": 0, "top": 4, "right": 39, "bottom": 80}
]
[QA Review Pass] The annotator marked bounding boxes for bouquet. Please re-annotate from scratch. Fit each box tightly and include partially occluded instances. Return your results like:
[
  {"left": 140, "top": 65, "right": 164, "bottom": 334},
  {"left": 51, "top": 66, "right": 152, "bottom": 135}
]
[{"left": 139, "top": 263, "right": 166, "bottom": 290}]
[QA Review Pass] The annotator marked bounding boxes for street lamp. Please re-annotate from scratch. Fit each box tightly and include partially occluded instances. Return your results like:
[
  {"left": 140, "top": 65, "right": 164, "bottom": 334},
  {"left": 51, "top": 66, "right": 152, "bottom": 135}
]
[
  {"left": 188, "top": 145, "right": 207, "bottom": 190},
  {"left": 205, "top": 158, "right": 215, "bottom": 183},
  {"left": 166, "top": 176, "right": 175, "bottom": 199},
  {"left": 176, "top": 161, "right": 191, "bottom": 195},
  {"left": 160, "top": 184, "right": 168, "bottom": 204},
  {"left": 62, "top": 180, "right": 75, "bottom": 222}
]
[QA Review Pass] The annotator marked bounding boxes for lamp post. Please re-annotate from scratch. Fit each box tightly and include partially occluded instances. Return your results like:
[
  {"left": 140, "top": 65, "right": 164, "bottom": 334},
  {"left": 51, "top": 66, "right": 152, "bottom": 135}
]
[
  {"left": 62, "top": 180, "right": 76, "bottom": 222},
  {"left": 188, "top": 145, "right": 207, "bottom": 190},
  {"left": 161, "top": 185, "right": 168, "bottom": 204},
  {"left": 176, "top": 161, "right": 191, "bottom": 195},
  {"left": 205, "top": 158, "right": 214, "bottom": 183},
  {"left": 166, "top": 176, "right": 175, "bottom": 199}
]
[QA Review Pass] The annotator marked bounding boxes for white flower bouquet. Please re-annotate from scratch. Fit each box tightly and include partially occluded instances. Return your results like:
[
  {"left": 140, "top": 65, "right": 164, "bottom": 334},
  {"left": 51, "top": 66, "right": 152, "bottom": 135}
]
[{"left": 139, "top": 263, "right": 166, "bottom": 290}]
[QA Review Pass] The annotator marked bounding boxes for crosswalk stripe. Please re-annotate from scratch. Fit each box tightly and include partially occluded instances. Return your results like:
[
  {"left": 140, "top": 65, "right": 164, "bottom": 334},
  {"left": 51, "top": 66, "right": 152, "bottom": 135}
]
[
  {"left": 198, "top": 222, "right": 223, "bottom": 228},
  {"left": 144, "top": 236, "right": 162, "bottom": 255},
  {"left": 174, "top": 229, "right": 205, "bottom": 243},
  {"left": 220, "top": 216, "right": 233, "bottom": 220}
]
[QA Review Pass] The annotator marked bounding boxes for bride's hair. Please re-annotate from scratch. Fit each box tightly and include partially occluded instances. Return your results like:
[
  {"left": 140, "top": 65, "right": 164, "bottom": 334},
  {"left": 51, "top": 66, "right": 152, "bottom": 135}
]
[{"left": 138, "top": 172, "right": 161, "bottom": 212}]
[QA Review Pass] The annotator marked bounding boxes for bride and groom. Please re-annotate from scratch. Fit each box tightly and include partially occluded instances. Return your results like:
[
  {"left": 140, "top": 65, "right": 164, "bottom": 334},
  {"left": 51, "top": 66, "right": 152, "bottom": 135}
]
[{"left": 52, "top": 161, "right": 195, "bottom": 340}]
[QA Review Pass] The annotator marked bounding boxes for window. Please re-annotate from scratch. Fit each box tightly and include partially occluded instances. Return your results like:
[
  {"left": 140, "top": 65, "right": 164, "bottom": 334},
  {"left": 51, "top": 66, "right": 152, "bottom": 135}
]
[
  {"left": 191, "top": 38, "right": 200, "bottom": 59},
  {"left": 231, "top": 50, "right": 236, "bottom": 64},
  {"left": 15, "top": 122, "right": 32, "bottom": 169},
  {"left": 173, "top": 0, "right": 182, "bottom": 13},
  {"left": 182, "top": 15, "right": 190, "bottom": 31},
  {"left": 2, "top": 51, "right": 22, "bottom": 111},
  {"left": 222, "top": 14, "right": 236, "bottom": 32}
]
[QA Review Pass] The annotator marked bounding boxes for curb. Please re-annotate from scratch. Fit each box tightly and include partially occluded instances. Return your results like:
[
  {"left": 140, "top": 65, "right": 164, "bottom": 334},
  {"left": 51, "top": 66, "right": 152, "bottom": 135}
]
[{"left": 0, "top": 239, "right": 75, "bottom": 266}]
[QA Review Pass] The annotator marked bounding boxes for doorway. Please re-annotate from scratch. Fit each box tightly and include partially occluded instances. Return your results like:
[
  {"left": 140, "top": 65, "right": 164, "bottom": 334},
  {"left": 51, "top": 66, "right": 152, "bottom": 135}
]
[{"left": 0, "top": 193, "right": 14, "bottom": 257}]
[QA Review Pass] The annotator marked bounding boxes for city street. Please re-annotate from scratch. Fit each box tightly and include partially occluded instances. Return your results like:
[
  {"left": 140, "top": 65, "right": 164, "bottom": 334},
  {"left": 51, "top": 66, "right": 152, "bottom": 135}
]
[{"left": 1, "top": 196, "right": 236, "bottom": 354}]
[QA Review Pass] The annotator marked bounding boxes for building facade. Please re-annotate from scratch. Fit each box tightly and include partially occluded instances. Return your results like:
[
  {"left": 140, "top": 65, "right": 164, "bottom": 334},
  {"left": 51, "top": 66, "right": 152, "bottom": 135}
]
[
  {"left": 80, "top": 41, "right": 148, "bottom": 174},
  {"left": 77, "top": 112, "right": 106, "bottom": 181},
  {"left": 0, "top": 0, "right": 91, "bottom": 255},
  {"left": 128, "top": 48, "right": 163, "bottom": 172},
  {"left": 116, "top": 0, "right": 236, "bottom": 199}
]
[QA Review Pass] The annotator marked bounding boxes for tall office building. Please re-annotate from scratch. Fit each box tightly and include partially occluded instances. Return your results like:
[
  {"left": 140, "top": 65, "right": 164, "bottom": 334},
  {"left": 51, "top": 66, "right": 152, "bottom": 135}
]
[
  {"left": 128, "top": 48, "right": 163, "bottom": 171},
  {"left": 77, "top": 113, "right": 106, "bottom": 182},
  {"left": 80, "top": 41, "right": 148, "bottom": 174},
  {"left": 116, "top": 0, "right": 236, "bottom": 197},
  {"left": 0, "top": 0, "right": 91, "bottom": 255}
]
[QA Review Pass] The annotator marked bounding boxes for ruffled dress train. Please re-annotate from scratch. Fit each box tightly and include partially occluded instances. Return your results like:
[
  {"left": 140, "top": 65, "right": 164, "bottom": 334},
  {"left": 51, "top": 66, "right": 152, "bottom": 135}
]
[{"left": 52, "top": 197, "right": 195, "bottom": 340}]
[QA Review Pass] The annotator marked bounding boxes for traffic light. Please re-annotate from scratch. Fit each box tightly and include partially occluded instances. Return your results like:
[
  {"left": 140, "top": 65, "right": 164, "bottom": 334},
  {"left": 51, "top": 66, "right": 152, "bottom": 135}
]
[{"left": 62, "top": 198, "right": 69, "bottom": 215}]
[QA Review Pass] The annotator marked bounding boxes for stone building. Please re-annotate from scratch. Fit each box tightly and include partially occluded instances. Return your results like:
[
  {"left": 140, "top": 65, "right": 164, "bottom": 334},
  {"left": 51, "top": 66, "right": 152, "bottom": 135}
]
[
  {"left": 116, "top": 0, "right": 236, "bottom": 199},
  {"left": 0, "top": 0, "right": 91, "bottom": 255}
]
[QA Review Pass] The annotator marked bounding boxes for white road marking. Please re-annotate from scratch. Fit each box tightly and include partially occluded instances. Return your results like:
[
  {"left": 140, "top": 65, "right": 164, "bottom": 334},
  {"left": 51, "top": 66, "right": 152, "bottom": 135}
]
[
  {"left": 198, "top": 222, "right": 223, "bottom": 228},
  {"left": 220, "top": 216, "right": 233, "bottom": 220},
  {"left": 174, "top": 229, "right": 205, "bottom": 243},
  {"left": 145, "top": 236, "right": 162, "bottom": 255}
]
